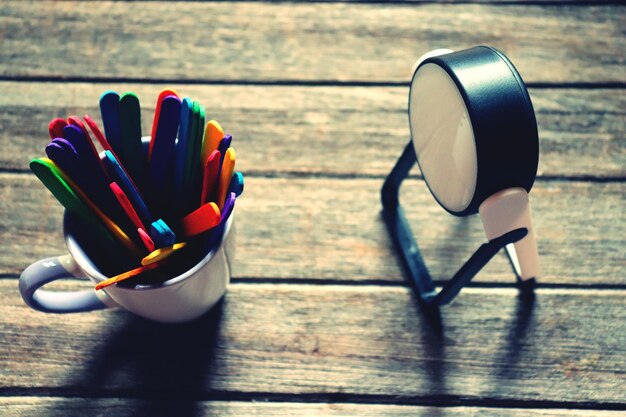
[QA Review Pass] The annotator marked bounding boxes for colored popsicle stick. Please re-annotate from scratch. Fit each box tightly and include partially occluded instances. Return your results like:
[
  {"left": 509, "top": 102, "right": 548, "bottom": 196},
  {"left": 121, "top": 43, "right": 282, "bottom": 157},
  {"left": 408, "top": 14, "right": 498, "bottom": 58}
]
[
  {"left": 221, "top": 192, "right": 236, "bottom": 222},
  {"left": 30, "top": 158, "right": 141, "bottom": 256},
  {"left": 204, "top": 192, "right": 236, "bottom": 252},
  {"left": 141, "top": 242, "right": 187, "bottom": 266},
  {"left": 68, "top": 116, "right": 91, "bottom": 141},
  {"left": 110, "top": 182, "right": 146, "bottom": 231},
  {"left": 45, "top": 139, "right": 83, "bottom": 186},
  {"left": 216, "top": 134, "right": 233, "bottom": 186},
  {"left": 149, "top": 89, "right": 179, "bottom": 159},
  {"left": 174, "top": 97, "right": 194, "bottom": 210},
  {"left": 83, "top": 114, "right": 113, "bottom": 152},
  {"left": 149, "top": 95, "right": 181, "bottom": 215},
  {"left": 119, "top": 92, "right": 144, "bottom": 185},
  {"left": 62, "top": 125, "right": 122, "bottom": 217},
  {"left": 84, "top": 114, "right": 142, "bottom": 193},
  {"left": 150, "top": 219, "right": 176, "bottom": 247},
  {"left": 200, "top": 150, "right": 221, "bottom": 205},
  {"left": 68, "top": 116, "right": 110, "bottom": 179},
  {"left": 178, "top": 202, "right": 221, "bottom": 238},
  {"left": 192, "top": 105, "right": 206, "bottom": 196},
  {"left": 217, "top": 134, "right": 232, "bottom": 159},
  {"left": 99, "top": 90, "right": 122, "bottom": 156},
  {"left": 95, "top": 262, "right": 159, "bottom": 291},
  {"left": 201, "top": 120, "right": 223, "bottom": 166},
  {"left": 103, "top": 150, "right": 153, "bottom": 228},
  {"left": 48, "top": 118, "right": 67, "bottom": 139},
  {"left": 229, "top": 171, "right": 244, "bottom": 197},
  {"left": 138, "top": 228, "right": 156, "bottom": 252},
  {"left": 216, "top": 147, "right": 236, "bottom": 210},
  {"left": 180, "top": 101, "right": 200, "bottom": 208}
]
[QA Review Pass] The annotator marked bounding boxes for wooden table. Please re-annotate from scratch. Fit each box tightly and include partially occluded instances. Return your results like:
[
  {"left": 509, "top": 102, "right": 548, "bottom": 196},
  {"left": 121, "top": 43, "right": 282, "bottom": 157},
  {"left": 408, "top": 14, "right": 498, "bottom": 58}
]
[{"left": 1, "top": 1, "right": 625, "bottom": 416}]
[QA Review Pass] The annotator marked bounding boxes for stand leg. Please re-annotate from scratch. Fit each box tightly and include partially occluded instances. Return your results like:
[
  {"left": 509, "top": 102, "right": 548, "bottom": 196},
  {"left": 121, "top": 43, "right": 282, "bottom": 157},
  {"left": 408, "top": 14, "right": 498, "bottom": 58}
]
[{"left": 381, "top": 141, "right": 530, "bottom": 306}]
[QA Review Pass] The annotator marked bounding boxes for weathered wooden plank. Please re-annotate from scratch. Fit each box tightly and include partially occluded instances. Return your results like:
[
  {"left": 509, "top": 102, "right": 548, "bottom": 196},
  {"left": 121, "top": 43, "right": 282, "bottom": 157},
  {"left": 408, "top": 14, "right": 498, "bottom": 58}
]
[
  {"left": 1, "top": 397, "right": 624, "bottom": 417},
  {"left": 1, "top": 282, "right": 625, "bottom": 403},
  {"left": 2, "top": 174, "right": 624, "bottom": 285},
  {"left": 1, "top": 82, "right": 624, "bottom": 178},
  {"left": 2, "top": 2, "right": 624, "bottom": 83}
]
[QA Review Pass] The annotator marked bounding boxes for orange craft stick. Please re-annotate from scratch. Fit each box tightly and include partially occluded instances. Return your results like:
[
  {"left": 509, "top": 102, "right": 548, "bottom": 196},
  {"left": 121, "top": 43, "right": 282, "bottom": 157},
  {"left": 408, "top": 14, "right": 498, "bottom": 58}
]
[
  {"left": 95, "top": 262, "right": 159, "bottom": 290},
  {"left": 216, "top": 147, "right": 235, "bottom": 210},
  {"left": 149, "top": 89, "right": 179, "bottom": 160},
  {"left": 201, "top": 120, "right": 223, "bottom": 166}
]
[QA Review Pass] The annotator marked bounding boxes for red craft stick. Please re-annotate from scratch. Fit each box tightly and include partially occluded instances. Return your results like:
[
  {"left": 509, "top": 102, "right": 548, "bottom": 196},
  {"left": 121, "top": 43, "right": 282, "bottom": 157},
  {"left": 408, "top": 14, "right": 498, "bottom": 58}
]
[
  {"left": 83, "top": 114, "right": 114, "bottom": 152},
  {"left": 48, "top": 118, "right": 68, "bottom": 139},
  {"left": 179, "top": 202, "right": 221, "bottom": 238},
  {"left": 200, "top": 150, "right": 221, "bottom": 205},
  {"left": 137, "top": 228, "right": 156, "bottom": 252},
  {"left": 110, "top": 182, "right": 146, "bottom": 231}
]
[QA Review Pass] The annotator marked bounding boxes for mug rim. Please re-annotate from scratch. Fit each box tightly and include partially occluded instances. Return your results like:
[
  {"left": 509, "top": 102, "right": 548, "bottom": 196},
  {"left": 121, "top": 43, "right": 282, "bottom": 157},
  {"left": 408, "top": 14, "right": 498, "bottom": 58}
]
[{"left": 63, "top": 211, "right": 234, "bottom": 291}]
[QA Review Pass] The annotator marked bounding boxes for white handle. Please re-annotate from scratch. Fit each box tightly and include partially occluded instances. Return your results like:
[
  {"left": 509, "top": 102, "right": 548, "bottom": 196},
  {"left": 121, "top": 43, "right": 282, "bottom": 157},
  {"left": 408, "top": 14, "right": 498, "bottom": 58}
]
[
  {"left": 479, "top": 188, "right": 540, "bottom": 280},
  {"left": 19, "top": 254, "right": 116, "bottom": 313}
]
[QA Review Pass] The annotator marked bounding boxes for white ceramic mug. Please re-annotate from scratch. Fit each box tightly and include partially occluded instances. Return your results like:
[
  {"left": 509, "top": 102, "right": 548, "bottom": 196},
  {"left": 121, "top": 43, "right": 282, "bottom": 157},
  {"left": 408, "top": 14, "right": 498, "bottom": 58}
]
[{"left": 19, "top": 212, "right": 234, "bottom": 323}]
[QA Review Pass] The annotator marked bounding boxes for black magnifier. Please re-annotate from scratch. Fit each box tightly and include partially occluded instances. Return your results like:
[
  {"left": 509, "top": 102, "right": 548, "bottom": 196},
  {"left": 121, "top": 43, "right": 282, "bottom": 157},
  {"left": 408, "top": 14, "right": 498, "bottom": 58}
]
[{"left": 382, "top": 46, "right": 540, "bottom": 306}]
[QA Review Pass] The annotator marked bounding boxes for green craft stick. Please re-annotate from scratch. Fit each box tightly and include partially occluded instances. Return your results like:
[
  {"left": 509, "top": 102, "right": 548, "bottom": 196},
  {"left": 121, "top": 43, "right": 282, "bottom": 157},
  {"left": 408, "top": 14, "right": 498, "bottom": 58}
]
[
  {"left": 119, "top": 92, "right": 143, "bottom": 187},
  {"left": 30, "top": 158, "right": 117, "bottom": 246},
  {"left": 30, "top": 158, "right": 134, "bottom": 271},
  {"left": 181, "top": 101, "right": 202, "bottom": 214}
]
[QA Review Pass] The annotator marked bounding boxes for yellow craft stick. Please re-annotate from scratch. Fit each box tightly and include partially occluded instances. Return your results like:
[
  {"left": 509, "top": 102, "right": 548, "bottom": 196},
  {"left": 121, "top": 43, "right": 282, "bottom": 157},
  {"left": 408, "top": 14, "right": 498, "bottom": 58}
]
[
  {"left": 43, "top": 158, "right": 143, "bottom": 257},
  {"left": 141, "top": 242, "right": 187, "bottom": 266},
  {"left": 95, "top": 263, "right": 159, "bottom": 290},
  {"left": 216, "top": 147, "right": 235, "bottom": 211},
  {"left": 201, "top": 120, "right": 223, "bottom": 166}
]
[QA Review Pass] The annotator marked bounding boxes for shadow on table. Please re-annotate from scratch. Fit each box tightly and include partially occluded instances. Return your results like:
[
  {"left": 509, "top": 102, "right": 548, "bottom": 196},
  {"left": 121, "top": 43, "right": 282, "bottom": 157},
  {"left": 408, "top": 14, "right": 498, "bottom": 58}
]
[
  {"left": 41, "top": 299, "right": 226, "bottom": 417},
  {"left": 408, "top": 260, "right": 536, "bottom": 412}
]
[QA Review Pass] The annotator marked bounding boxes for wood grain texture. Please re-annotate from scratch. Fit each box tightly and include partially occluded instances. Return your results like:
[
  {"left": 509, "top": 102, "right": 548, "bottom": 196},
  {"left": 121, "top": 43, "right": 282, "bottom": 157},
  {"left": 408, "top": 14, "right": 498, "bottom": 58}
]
[
  {"left": 1, "top": 82, "right": 624, "bottom": 178},
  {"left": 2, "top": 2, "right": 625, "bottom": 83},
  {"left": 2, "top": 398, "right": 625, "bottom": 417},
  {"left": 2, "top": 174, "right": 624, "bottom": 285},
  {"left": 1, "top": 282, "right": 625, "bottom": 403}
]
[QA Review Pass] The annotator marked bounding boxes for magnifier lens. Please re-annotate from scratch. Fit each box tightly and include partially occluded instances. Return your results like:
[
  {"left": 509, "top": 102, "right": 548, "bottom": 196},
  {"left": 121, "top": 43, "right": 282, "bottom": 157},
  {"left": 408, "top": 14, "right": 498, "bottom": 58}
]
[{"left": 409, "top": 64, "right": 477, "bottom": 213}]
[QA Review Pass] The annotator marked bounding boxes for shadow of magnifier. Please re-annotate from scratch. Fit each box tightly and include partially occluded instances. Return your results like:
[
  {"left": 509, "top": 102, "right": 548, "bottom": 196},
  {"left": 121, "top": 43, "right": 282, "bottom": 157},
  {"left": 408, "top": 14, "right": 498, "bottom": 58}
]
[{"left": 382, "top": 46, "right": 540, "bottom": 306}]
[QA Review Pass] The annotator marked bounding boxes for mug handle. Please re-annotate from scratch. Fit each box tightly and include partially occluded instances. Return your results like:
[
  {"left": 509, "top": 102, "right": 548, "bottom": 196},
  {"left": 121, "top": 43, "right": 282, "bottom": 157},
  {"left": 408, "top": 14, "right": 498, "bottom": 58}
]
[{"left": 19, "top": 254, "right": 116, "bottom": 313}]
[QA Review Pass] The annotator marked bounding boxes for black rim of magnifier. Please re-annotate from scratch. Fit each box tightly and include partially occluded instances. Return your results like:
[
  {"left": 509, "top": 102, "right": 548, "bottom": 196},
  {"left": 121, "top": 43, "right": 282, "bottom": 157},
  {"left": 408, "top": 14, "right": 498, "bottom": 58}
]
[
  {"left": 410, "top": 46, "right": 539, "bottom": 217},
  {"left": 383, "top": 46, "right": 538, "bottom": 306}
]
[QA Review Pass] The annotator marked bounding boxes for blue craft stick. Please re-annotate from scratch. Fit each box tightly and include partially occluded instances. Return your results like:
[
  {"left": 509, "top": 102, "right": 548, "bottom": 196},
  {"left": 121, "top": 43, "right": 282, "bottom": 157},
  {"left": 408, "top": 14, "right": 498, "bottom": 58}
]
[
  {"left": 57, "top": 129, "right": 122, "bottom": 219},
  {"left": 228, "top": 172, "right": 244, "bottom": 197},
  {"left": 205, "top": 192, "right": 235, "bottom": 252},
  {"left": 150, "top": 219, "right": 176, "bottom": 247},
  {"left": 119, "top": 92, "right": 144, "bottom": 186},
  {"left": 103, "top": 150, "right": 153, "bottom": 228},
  {"left": 62, "top": 125, "right": 101, "bottom": 168},
  {"left": 174, "top": 98, "right": 193, "bottom": 209},
  {"left": 216, "top": 134, "right": 233, "bottom": 179},
  {"left": 149, "top": 95, "right": 181, "bottom": 216},
  {"left": 99, "top": 90, "right": 122, "bottom": 156},
  {"left": 221, "top": 192, "right": 236, "bottom": 222},
  {"left": 45, "top": 140, "right": 85, "bottom": 183},
  {"left": 217, "top": 134, "right": 232, "bottom": 158},
  {"left": 180, "top": 101, "right": 201, "bottom": 213}
]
